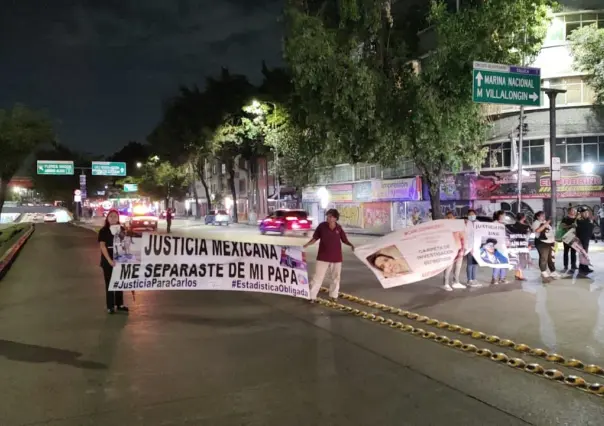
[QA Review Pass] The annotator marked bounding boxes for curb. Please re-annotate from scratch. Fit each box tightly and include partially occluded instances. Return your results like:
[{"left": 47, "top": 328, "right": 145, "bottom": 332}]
[{"left": 0, "top": 224, "right": 35, "bottom": 280}]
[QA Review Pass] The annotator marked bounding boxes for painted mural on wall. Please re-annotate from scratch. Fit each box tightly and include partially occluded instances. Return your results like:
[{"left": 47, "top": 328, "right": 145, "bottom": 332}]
[
  {"left": 472, "top": 171, "right": 539, "bottom": 200},
  {"left": 329, "top": 184, "right": 354, "bottom": 203},
  {"left": 362, "top": 202, "right": 391, "bottom": 233},
  {"left": 353, "top": 181, "right": 373, "bottom": 202},
  {"left": 333, "top": 203, "right": 362, "bottom": 228},
  {"left": 537, "top": 170, "right": 604, "bottom": 198},
  {"left": 373, "top": 177, "right": 421, "bottom": 201}
]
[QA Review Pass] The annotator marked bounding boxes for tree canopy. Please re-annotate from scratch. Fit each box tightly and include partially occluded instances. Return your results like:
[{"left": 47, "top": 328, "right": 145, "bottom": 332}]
[
  {"left": 0, "top": 104, "right": 54, "bottom": 213},
  {"left": 569, "top": 23, "right": 604, "bottom": 105},
  {"left": 283, "top": 0, "right": 554, "bottom": 218}
]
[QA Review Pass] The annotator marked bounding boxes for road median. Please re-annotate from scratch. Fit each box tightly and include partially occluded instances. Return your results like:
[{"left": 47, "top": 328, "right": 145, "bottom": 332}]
[{"left": 0, "top": 223, "right": 35, "bottom": 280}]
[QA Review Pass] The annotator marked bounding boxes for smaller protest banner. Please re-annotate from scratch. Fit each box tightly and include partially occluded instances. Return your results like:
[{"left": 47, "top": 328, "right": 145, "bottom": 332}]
[
  {"left": 109, "top": 233, "right": 310, "bottom": 299},
  {"left": 505, "top": 224, "right": 531, "bottom": 270},
  {"left": 354, "top": 219, "right": 467, "bottom": 288},
  {"left": 472, "top": 222, "right": 512, "bottom": 269}
]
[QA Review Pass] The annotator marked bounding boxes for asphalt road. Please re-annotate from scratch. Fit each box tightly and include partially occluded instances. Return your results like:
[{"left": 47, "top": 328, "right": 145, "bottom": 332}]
[{"left": 0, "top": 223, "right": 603, "bottom": 425}]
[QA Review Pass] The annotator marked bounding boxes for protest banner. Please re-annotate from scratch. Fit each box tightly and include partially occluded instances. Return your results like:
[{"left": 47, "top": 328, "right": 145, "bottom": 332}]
[
  {"left": 472, "top": 222, "right": 512, "bottom": 269},
  {"left": 505, "top": 224, "right": 531, "bottom": 270},
  {"left": 109, "top": 233, "right": 310, "bottom": 299},
  {"left": 355, "top": 219, "right": 467, "bottom": 288}
]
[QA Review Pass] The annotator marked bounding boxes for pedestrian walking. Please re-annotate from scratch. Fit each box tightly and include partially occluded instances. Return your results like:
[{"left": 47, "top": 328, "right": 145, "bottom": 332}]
[
  {"left": 304, "top": 209, "right": 355, "bottom": 302},
  {"left": 166, "top": 207, "right": 173, "bottom": 233},
  {"left": 532, "top": 211, "right": 560, "bottom": 283},
  {"left": 97, "top": 209, "right": 128, "bottom": 314},
  {"left": 491, "top": 211, "right": 509, "bottom": 285},
  {"left": 464, "top": 209, "right": 483, "bottom": 288},
  {"left": 559, "top": 207, "right": 577, "bottom": 270},
  {"left": 442, "top": 212, "right": 466, "bottom": 291}
]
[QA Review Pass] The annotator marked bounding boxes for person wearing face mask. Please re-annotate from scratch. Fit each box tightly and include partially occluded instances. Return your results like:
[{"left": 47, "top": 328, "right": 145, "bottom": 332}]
[
  {"left": 98, "top": 209, "right": 129, "bottom": 314},
  {"left": 464, "top": 209, "right": 482, "bottom": 287}
]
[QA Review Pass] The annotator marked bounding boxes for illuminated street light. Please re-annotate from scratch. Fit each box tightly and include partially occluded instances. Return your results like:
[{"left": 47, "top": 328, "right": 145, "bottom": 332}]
[
  {"left": 136, "top": 162, "right": 142, "bottom": 168},
  {"left": 317, "top": 187, "right": 329, "bottom": 210},
  {"left": 582, "top": 162, "right": 594, "bottom": 174}
]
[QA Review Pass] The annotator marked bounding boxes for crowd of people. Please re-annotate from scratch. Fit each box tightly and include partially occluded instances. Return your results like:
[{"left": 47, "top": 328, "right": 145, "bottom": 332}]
[{"left": 445, "top": 206, "right": 597, "bottom": 290}]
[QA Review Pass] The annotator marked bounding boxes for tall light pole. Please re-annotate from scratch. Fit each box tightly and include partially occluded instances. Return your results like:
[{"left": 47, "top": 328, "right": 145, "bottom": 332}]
[{"left": 543, "top": 88, "right": 566, "bottom": 227}]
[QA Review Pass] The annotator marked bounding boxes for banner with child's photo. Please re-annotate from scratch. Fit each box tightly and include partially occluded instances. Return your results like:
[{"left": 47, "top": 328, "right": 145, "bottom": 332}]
[
  {"left": 472, "top": 222, "right": 512, "bottom": 269},
  {"left": 355, "top": 219, "right": 467, "bottom": 288}
]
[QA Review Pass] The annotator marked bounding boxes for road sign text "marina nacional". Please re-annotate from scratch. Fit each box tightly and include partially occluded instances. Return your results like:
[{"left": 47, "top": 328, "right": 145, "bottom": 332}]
[{"left": 472, "top": 61, "right": 541, "bottom": 107}]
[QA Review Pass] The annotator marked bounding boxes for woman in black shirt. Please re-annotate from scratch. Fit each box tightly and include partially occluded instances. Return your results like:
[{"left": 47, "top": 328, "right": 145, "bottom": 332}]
[{"left": 98, "top": 209, "right": 129, "bottom": 314}]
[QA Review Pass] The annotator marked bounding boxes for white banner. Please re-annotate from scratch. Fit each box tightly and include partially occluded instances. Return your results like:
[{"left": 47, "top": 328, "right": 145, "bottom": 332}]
[
  {"left": 472, "top": 222, "right": 512, "bottom": 269},
  {"left": 109, "top": 233, "right": 310, "bottom": 299},
  {"left": 355, "top": 219, "right": 467, "bottom": 288}
]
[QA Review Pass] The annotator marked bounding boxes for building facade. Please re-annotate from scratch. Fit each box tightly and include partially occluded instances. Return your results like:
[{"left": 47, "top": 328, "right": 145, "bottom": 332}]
[{"left": 300, "top": 4, "right": 604, "bottom": 230}]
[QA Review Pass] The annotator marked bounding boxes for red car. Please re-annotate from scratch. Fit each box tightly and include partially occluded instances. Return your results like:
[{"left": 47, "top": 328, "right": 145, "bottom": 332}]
[{"left": 259, "top": 209, "right": 312, "bottom": 236}]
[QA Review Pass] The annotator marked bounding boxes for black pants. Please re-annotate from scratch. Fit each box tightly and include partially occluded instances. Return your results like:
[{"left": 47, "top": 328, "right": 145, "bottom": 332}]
[
  {"left": 536, "top": 242, "right": 555, "bottom": 273},
  {"left": 102, "top": 264, "right": 123, "bottom": 309},
  {"left": 167, "top": 221, "right": 171, "bottom": 233},
  {"left": 563, "top": 243, "right": 577, "bottom": 269},
  {"left": 579, "top": 238, "right": 591, "bottom": 272}
]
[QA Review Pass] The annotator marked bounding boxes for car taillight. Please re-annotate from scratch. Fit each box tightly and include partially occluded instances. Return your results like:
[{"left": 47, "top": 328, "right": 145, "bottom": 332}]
[
  {"left": 299, "top": 220, "right": 307, "bottom": 224},
  {"left": 286, "top": 216, "right": 297, "bottom": 221}
]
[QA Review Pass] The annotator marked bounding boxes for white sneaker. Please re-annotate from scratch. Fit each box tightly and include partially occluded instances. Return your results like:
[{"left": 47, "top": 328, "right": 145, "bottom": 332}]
[
  {"left": 550, "top": 271, "right": 562, "bottom": 279},
  {"left": 443, "top": 284, "right": 453, "bottom": 292},
  {"left": 451, "top": 282, "right": 467, "bottom": 289},
  {"left": 468, "top": 280, "right": 483, "bottom": 288}
]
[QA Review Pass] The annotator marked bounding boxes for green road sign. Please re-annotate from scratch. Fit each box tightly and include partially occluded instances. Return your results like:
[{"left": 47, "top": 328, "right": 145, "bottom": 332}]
[
  {"left": 91, "top": 161, "right": 127, "bottom": 176},
  {"left": 123, "top": 183, "right": 138, "bottom": 192},
  {"left": 472, "top": 62, "right": 541, "bottom": 107},
  {"left": 37, "top": 160, "right": 74, "bottom": 175}
]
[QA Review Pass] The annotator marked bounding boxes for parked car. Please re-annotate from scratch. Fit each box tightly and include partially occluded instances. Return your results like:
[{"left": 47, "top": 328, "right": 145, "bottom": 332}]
[
  {"left": 259, "top": 209, "right": 312, "bottom": 236},
  {"left": 126, "top": 206, "right": 158, "bottom": 235},
  {"left": 205, "top": 210, "right": 230, "bottom": 226},
  {"left": 43, "top": 213, "right": 57, "bottom": 223}
]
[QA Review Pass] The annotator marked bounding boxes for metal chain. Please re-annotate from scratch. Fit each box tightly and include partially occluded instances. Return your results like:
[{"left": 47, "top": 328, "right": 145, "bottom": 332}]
[{"left": 318, "top": 289, "right": 604, "bottom": 397}]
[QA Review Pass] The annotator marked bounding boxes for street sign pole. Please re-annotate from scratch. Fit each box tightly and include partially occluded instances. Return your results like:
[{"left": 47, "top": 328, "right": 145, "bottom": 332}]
[
  {"left": 517, "top": 106, "right": 524, "bottom": 214},
  {"left": 544, "top": 88, "right": 567, "bottom": 227}
]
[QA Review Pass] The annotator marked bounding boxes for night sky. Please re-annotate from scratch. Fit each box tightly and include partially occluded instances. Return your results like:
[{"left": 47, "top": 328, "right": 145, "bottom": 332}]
[{"left": 1, "top": 0, "right": 283, "bottom": 155}]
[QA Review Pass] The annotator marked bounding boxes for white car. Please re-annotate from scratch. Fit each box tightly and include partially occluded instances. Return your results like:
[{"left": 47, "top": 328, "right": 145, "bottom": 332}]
[
  {"left": 43, "top": 213, "right": 57, "bottom": 223},
  {"left": 205, "top": 210, "right": 230, "bottom": 226}
]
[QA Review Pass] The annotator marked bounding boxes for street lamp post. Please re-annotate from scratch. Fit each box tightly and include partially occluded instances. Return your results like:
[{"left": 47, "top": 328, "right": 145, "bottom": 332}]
[{"left": 543, "top": 88, "right": 566, "bottom": 227}]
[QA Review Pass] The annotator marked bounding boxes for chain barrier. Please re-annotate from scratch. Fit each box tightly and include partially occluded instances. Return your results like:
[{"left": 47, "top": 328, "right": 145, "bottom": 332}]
[
  {"left": 318, "top": 288, "right": 604, "bottom": 389},
  {"left": 315, "top": 295, "right": 604, "bottom": 397}
]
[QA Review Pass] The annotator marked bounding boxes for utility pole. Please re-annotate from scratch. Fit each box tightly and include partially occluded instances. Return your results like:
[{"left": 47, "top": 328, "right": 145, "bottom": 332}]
[
  {"left": 516, "top": 107, "right": 525, "bottom": 214},
  {"left": 544, "top": 88, "right": 566, "bottom": 227}
]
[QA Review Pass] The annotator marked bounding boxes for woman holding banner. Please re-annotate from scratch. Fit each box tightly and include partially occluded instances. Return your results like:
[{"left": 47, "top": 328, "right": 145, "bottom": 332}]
[
  {"left": 98, "top": 209, "right": 129, "bottom": 314},
  {"left": 464, "top": 210, "right": 482, "bottom": 288},
  {"left": 506, "top": 213, "right": 531, "bottom": 281},
  {"left": 491, "top": 211, "right": 509, "bottom": 285},
  {"left": 442, "top": 212, "right": 466, "bottom": 291},
  {"left": 532, "top": 211, "right": 561, "bottom": 283}
]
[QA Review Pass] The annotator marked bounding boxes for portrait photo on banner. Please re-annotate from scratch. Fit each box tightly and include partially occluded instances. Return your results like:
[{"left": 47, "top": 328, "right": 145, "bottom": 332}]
[
  {"left": 472, "top": 223, "right": 511, "bottom": 269},
  {"left": 355, "top": 219, "right": 466, "bottom": 288}
]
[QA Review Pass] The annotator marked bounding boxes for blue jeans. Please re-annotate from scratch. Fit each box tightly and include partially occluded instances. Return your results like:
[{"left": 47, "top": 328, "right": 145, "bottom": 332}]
[
  {"left": 466, "top": 254, "right": 478, "bottom": 281},
  {"left": 492, "top": 268, "right": 506, "bottom": 280}
]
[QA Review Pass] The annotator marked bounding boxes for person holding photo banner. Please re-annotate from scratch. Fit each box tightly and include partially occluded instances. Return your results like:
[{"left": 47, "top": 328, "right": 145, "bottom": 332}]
[
  {"left": 532, "top": 211, "right": 561, "bottom": 283},
  {"left": 97, "top": 209, "right": 129, "bottom": 314},
  {"left": 304, "top": 209, "right": 354, "bottom": 302},
  {"left": 506, "top": 213, "right": 531, "bottom": 281},
  {"left": 465, "top": 210, "right": 482, "bottom": 288},
  {"left": 442, "top": 212, "right": 466, "bottom": 291},
  {"left": 491, "top": 211, "right": 509, "bottom": 285}
]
